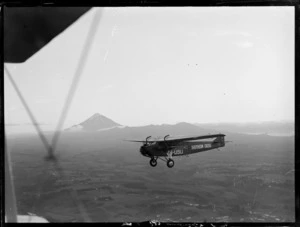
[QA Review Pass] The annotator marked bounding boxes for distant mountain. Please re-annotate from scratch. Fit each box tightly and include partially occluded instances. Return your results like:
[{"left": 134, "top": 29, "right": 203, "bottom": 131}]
[
  {"left": 65, "top": 113, "right": 121, "bottom": 132},
  {"left": 58, "top": 120, "right": 293, "bottom": 156},
  {"left": 193, "top": 121, "right": 294, "bottom": 136},
  {"left": 64, "top": 116, "right": 294, "bottom": 142},
  {"left": 83, "top": 121, "right": 222, "bottom": 142}
]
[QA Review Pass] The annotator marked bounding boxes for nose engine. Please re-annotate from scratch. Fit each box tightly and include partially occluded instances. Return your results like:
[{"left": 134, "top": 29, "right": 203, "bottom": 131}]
[
  {"left": 140, "top": 145, "right": 149, "bottom": 157},
  {"left": 139, "top": 136, "right": 152, "bottom": 157}
]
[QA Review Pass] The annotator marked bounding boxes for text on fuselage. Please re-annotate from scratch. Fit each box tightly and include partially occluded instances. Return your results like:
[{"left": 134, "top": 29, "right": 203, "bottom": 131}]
[
  {"left": 172, "top": 150, "right": 183, "bottom": 155},
  {"left": 191, "top": 144, "right": 211, "bottom": 150}
]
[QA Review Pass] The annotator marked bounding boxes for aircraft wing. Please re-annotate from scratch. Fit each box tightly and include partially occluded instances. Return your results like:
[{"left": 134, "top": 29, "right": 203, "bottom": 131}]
[
  {"left": 125, "top": 134, "right": 225, "bottom": 143},
  {"left": 154, "top": 134, "right": 225, "bottom": 143},
  {"left": 4, "top": 6, "right": 92, "bottom": 63}
]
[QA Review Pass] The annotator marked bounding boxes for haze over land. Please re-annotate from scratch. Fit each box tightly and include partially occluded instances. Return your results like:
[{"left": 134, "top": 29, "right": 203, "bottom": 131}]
[
  {"left": 6, "top": 114, "right": 294, "bottom": 222},
  {"left": 194, "top": 121, "right": 294, "bottom": 137},
  {"left": 5, "top": 113, "right": 294, "bottom": 137}
]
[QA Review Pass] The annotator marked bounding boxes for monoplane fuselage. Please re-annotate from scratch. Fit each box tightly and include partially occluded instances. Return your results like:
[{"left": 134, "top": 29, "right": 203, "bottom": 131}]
[{"left": 128, "top": 134, "right": 226, "bottom": 168}]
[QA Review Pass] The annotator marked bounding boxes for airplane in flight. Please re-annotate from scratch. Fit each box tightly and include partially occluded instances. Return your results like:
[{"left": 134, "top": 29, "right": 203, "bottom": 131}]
[{"left": 127, "top": 134, "right": 227, "bottom": 168}]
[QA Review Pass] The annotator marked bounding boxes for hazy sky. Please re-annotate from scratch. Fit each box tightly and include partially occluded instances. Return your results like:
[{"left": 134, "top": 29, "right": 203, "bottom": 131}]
[{"left": 5, "top": 7, "right": 294, "bottom": 133}]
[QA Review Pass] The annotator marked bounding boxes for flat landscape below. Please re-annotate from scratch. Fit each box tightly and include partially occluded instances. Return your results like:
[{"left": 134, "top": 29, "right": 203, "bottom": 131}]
[{"left": 7, "top": 131, "right": 294, "bottom": 222}]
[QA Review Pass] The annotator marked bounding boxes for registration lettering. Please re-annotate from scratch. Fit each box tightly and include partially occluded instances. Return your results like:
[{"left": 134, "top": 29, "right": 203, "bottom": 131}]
[{"left": 173, "top": 150, "right": 183, "bottom": 155}]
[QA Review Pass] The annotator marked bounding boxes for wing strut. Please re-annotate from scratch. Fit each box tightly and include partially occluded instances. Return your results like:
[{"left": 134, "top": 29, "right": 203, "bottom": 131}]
[{"left": 164, "top": 134, "right": 170, "bottom": 150}]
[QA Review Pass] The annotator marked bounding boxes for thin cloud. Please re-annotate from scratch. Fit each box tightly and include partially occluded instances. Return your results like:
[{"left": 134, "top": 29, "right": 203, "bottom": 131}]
[
  {"left": 34, "top": 97, "right": 55, "bottom": 104},
  {"left": 100, "top": 84, "right": 114, "bottom": 92},
  {"left": 236, "top": 41, "right": 254, "bottom": 48},
  {"left": 215, "top": 30, "right": 252, "bottom": 37},
  {"left": 111, "top": 24, "right": 119, "bottom": 37},
  {"left": 103, "top": 50, "right": 109, "bottom": 62},
  {"left": 5, "top": 104, "right": 26, "bottom": 112},
  {"left": 5, "top": 122, "right": 47, "bottom": 126},
  {"left": 93, "top": 84, "right": 115, "bottom": 94}
]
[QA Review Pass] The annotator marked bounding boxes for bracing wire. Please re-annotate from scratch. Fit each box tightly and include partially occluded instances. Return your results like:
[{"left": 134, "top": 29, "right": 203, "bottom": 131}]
[
  {"left": 5, "top": 8, "right": 103, "bottom": 222},
  {"left": 5, "top": 64, "right": 93, "bottom": 222},
  {"left": 51, "top": 9, "right": 102, "bottom": 157},
  {"left": 47, "top": 9, "right": 102, "bottom": 222},
  {"left": 4, "top": 143, "right": 18, "bottom": 222},
  {"left": 4, "top": 66, "right": 52, "bottom": 154},
  {"left": 5, "top": 66, "right": 54, "bottom": 222}
]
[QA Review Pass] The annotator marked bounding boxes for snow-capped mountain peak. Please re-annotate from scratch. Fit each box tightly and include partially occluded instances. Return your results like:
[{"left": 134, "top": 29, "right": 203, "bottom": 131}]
[
  {"left": 86, "top": 113, "right": 102, "bottom": 121},
  {"left": 65, "top": 113, "right": 121, "bottom": 132}
]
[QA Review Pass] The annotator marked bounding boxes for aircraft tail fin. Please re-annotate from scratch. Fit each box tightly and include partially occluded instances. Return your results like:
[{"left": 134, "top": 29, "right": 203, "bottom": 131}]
[{"left": 213, "top": 135, "right": 225, "bottom": 147}]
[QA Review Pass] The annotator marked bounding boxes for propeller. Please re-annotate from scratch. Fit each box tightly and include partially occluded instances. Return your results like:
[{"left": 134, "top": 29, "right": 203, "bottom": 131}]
[
  {"left": 145, "top": 136, "right": 152, "bottom": 145},
  {"left": 123, "top": 135, "right": 152, "bottom": 145}
]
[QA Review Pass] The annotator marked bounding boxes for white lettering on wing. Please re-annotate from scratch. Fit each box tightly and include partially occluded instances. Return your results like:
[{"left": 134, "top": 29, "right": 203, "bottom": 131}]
[
  {"left": 204, "top": 144, "right": 211, "bottom": 148},
  {"left": 191, "top": 144, "right": 204, "bottom": 150},
  {"left": 191, "top": 144, "right": 211, "bottom": 150}
]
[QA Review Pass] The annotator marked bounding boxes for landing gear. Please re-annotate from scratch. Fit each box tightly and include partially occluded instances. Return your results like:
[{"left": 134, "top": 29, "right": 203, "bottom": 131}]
[
  {"left": 167, "top": 159, "right": 174, "bottom": 168},
  {"left": 149, "top": 158, "right": 157, "bottom": 167},
  {"left": 149, "top": 154, "right": 175, "bottom": 168},
  {"left": 166, "top": 150, "right": 174, "bottom": 168}
]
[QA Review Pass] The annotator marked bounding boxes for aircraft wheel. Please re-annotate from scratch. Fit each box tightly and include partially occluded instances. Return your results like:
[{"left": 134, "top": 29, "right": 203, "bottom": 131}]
[
  {"left": 167, "top": 159, "right": 174, "bottom": 168},
  {"left": 150, "top": 158, "right": 157, "bottom": 167}
]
